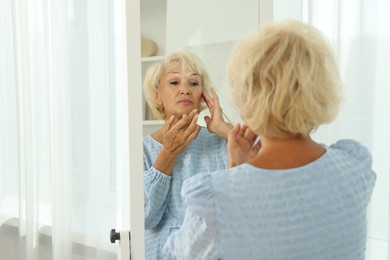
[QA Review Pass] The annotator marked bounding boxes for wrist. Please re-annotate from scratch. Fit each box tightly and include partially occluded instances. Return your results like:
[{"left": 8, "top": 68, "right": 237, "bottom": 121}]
[
  {"left": 160, "top": 146, "right": 178, "bottom": 158},
  {"left": 154, "top": 147, "right": 177, "bottom": 176},
  {"left": 219, "top": 122, "right": 234, "bottom": 140}
]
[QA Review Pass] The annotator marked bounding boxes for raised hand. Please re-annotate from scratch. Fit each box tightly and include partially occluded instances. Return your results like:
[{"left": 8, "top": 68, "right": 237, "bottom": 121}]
[
  {"left": 154, "top": 109, "right": 201, "bottom": 176},
  {"left": 227, "top": 124, "right": 262, "bottom": 168},
  {"left": 202, "top": 88, "right": 233, "bottom": 140},
  {"left": 162, "top": 109, "right": 201, "bottom": 156}
]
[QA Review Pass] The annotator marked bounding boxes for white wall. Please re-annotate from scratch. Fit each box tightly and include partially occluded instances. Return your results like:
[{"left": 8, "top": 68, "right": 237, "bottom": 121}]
[{"left": 165, "top": 0, "right": 259, "bottom": 54}]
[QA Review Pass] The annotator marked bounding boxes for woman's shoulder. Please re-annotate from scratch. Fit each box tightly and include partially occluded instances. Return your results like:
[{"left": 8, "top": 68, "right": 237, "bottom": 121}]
[
  {"left": 181, "top": 165, "right": 253, "bottom": 198},
  {"left": 143, "top": 134, "right": 161, "bottom": 148},
  {"left": 197, "top": 126, "right": 223, "bottom": 140},
  {"left": 194, "top": 127, "right": 227, "bottom": 149},
  {"left": 143, "top": 135, "right": 162, "bottom": 163},
  {"left": 143, "top": 134, "right": 153, "bottom": 144},
  {"left": 326, "top": 139, "right": 376, "bottom": 183},
  {"left": 328, "top": 139, "right": 372, "bottom": 165}
]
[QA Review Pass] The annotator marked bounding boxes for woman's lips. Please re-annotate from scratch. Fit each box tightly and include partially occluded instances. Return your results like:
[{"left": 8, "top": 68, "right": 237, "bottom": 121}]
[{"left": 177, "top": 99, "right": 193, "bottom": 105}]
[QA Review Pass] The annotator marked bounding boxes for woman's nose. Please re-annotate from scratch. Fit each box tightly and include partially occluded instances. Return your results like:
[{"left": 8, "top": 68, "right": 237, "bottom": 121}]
[{"left": 179, "top": 84, "right": 191, "bottom": 95}]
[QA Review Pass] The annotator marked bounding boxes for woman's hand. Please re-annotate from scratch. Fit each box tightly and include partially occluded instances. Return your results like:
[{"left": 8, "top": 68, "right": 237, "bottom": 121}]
[
  {"left": 227, "top": 124, "right": 262, "bottom": 168},
  {"left": 154, "top": 109, "right": 201, "bottom": 176},
  {"left": 162, "top": 109, "right": 201, "bottom": 156},
  {"left": 202, "top": 88, "right": 233, "bottom": 140}
]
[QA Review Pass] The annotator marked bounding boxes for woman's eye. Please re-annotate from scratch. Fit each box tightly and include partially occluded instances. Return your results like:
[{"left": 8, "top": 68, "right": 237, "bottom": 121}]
[
  {"left": 190, "top": 82, "right": 200, "bottom": 87},
  {"left": 169, "top": 81, "right": 179, "bottom": 86}
]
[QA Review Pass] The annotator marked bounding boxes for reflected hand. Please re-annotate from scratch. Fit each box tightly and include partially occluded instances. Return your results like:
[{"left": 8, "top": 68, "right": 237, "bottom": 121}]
[
  {"left": 202, "top": 88, "right": 233, "bottom": 140},
  {"left": 227, "top": 124, "right": 261, "bottom": 168},
  {"left": 161, "top": 109, "right": 201, "bottom": 156}
]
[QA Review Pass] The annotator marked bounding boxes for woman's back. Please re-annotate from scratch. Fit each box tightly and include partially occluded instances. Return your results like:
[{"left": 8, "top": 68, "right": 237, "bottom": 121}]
[
  {"left": 214, "top": 140, "right": 374, "bottom": 259},
  {"left": 164, "top": 139, "right": 376, "bottom": 259}
]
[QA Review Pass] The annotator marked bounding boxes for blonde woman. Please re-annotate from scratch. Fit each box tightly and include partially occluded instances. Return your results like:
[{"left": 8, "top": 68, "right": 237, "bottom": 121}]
[
  {"left": 163, "top": 20, "right": 376, "bottom": 259},
  {"left": 143, "top": 51, "right": 232, "bottom": 260}
]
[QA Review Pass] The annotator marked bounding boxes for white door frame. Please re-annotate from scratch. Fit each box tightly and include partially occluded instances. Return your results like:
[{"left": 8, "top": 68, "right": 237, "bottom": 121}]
[{"left": 124, "top": 0, "right": 145, "bottom": 259}]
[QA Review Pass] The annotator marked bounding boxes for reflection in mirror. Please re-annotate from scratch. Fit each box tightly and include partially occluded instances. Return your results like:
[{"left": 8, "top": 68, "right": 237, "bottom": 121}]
[
  {"left": 140, "top": 0, "right": 390, "bottom": 259},
  {"left": 140, "top": 0, "right": 259, "bottom": 134}
]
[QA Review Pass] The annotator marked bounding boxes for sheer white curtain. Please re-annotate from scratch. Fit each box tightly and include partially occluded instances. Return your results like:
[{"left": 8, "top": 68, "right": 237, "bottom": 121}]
[
  {"left": 274, "top": 0, "right": 390, "bottom": 259},
  {"left": 0, "top": 0, "right": 129, "bottom": 259}
]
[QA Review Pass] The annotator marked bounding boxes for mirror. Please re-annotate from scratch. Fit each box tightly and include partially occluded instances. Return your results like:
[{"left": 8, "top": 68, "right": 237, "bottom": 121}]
[
  {"left": 139, "top": 1, "right": 389, "bottom": 259},
  {"left": 140, "top": 0, "right": 259, "bottom": 134}
]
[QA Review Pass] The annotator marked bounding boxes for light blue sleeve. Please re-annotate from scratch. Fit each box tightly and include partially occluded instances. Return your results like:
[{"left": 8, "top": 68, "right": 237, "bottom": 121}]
[
  {"left": 330, "top": 139, "right": 376, "bottom": 177},
  {"left": 144, "top": 166, "right": 172, "bottom": 229},
  {"left": 330, "top": 139, "right": 372, "bottom": 168},
  {"left": 330, "top": 139, "right": 376, "bottom": 203},
  {"left": 162, "top": 172, "right": 220, "bottom": 260}
]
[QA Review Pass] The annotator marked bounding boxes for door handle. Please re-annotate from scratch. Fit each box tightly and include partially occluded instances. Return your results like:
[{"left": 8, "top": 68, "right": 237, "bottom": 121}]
[{"left": 110, "top": 228, "right": 131, "bottom": 260}]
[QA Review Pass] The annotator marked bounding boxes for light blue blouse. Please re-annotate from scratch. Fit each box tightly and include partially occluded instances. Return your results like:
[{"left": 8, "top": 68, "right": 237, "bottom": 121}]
[
  {"left": 143, "top": 127, "right": 227, "bottom": 260},
  {"left": 163, "top": 139, "right": 376, "bottom": 260}
]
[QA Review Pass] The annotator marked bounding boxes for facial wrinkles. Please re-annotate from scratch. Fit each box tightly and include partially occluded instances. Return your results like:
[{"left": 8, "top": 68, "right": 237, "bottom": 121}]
[
  {"left": 167, "top": 72, "right": 201, "bottom": 88},
  {"left": 158, "top": 67, "right": 203, "bottom": 118},
  {"left": 167, "top": 68, "right": 201, "bottom": 89}
]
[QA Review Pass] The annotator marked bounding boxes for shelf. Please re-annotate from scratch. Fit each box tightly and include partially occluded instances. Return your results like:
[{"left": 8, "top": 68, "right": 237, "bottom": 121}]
[
  {"left": 143, "top": 120, "right": 164, "bottom": 136},
  {"left": 143, "top": 120, "right": 164, "bottom": 125},
  {"left": 141, "top": 55, "right": 165, "bottom": 63}
]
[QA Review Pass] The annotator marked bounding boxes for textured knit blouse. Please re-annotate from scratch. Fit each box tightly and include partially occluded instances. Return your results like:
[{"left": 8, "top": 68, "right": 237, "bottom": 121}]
[
  {"left": 163, "top": 139, "right": 376, "bottom": 260},
  {"left": 143, "top": 127, "right": 227, "bottom": 260}
]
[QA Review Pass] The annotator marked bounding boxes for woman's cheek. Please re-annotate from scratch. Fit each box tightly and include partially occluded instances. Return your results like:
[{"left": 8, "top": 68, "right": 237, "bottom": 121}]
[{"left": 195, "top": 95, "right": 203, "bottom": 108}]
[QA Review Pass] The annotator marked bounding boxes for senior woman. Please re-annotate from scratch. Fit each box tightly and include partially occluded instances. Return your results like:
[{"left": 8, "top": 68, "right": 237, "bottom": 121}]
[
  {"left": 142, "top": 50, "right": 232, "bottom": 260},
  {"left": 163, "top": 20, "right": 376, "bottom": 259}
]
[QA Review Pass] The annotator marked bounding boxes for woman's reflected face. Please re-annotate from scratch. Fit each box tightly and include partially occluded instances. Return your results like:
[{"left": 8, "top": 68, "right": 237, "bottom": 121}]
[{"left": 157, "top": 63, "right": 203, "bottom": 119}]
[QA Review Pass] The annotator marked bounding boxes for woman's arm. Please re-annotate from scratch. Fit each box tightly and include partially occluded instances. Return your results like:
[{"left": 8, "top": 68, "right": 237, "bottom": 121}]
[
  {"left": 144, "top": 110, "right": 201, "bottom": 228},
  {"left": 163, "top": 208, "right": 220, "bottom": 259},
  {"left": 202, "top": 88, "right": 233, "bottom": 140},
  {"left": 144, "top": 166, "right": 171, "bottom": 229},
  {"left": 162, "top": 173, "right": 220, "bottom": 259}
]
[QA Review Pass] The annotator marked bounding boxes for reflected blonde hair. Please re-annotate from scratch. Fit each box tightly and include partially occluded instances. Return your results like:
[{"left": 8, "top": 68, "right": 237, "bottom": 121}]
[
  {"left": 227, "top": 20, "right": 343, "bottom": 138},
  {"left": 143, "top": 51, "right": 212, "bottom": 119}
]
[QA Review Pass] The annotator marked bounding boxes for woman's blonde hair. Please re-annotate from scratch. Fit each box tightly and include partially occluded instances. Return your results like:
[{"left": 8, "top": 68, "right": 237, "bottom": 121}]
[
  {"left": 143, "top": 51, "right": 212, "bottom": 119},
  {"left": 227, "top": 20, "right": 343, "bottom": 138}
]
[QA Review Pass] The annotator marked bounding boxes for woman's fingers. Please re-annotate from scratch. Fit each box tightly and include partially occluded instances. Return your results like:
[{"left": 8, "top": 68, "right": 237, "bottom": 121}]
[
  {"left": 252, "top": 139, "right": 262, "bottom": 153},
  {"left": 228, "top": 123, "right": 240, "bottom": 139},
  {"left": 227, "top": 124, "right": 242, "bottom": 152},
  {"left": 163, "top": 109, "right": 200, "bottom": 154},
  {"left": 202, "top": 90, "right": 214, "bottom": 108},
  {"left": 183, "top": 112, "right": 199, "bottom": 136},
  {"left": 202, "top": 88, "right": 221, "bottom": 110},
  {"left": 184, "top": 124, "right": 201, "bottom": 146},
  {"left": 238, "top": 124, "right": 247, "bottom": 137},
  {"left": 210, "top": 88, "right": 220, "bottom": 105},
  {"left": 243, "top": 127, "right": 258, "bottom": 145},
  {"left": 176, "top": 114, "right": 200, "bottom": 150},
  {"left": 227, "top": 124, "right": 247, "bottom": 168},
  {"left": 163, "top": 114, "right": 175, "bottom": 133},
  {"left": 170, "top": 109, "right": 197, "bottom": 131}
]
